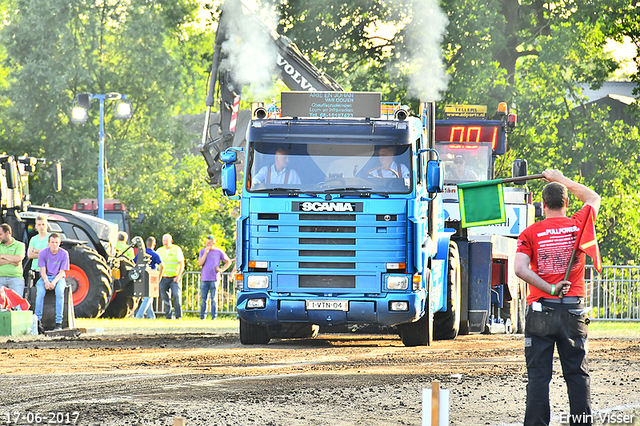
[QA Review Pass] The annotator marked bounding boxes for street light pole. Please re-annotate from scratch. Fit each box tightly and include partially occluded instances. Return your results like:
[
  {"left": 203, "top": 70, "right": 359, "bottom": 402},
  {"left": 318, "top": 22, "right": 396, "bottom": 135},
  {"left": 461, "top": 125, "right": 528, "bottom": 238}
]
[
  {"left": 71, "top": 92, "right": 133, "bottom": 220},
  {"left": 98, "top": 95, "right": 106, "bottom": 219}
]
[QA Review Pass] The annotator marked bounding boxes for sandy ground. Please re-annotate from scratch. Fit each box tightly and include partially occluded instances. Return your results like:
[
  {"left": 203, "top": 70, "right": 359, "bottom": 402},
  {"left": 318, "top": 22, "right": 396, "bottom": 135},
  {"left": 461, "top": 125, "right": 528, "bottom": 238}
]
[{"left": 1, "top": 332, "right": 639, "bottom": 426}]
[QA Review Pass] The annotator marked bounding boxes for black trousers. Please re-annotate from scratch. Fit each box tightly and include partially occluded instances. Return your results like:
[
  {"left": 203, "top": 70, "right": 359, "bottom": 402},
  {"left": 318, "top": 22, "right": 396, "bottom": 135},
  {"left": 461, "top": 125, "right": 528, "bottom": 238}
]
[{"left": 524, "top": 303, "right": 591, "bottom": 426}]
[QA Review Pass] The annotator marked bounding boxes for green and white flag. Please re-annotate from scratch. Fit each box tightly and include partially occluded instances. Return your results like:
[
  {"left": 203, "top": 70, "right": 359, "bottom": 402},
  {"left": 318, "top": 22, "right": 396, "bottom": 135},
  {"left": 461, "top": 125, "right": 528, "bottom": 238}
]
[
  {"left": 457, "top": 179, "right": 506, "bottom": 228},
  {"left": 457, "top": 173, "right": 544, "bottom": 228}
]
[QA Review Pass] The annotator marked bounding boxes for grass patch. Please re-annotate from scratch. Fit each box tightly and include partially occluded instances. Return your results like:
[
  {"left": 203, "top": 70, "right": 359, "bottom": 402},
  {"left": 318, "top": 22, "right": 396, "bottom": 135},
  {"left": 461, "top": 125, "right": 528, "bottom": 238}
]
[
  {"left": 588, "top": 320, "right": 640, "bottom": 339},
  {"left": 74, "top": 314, "right": 239, "bottom": 336}
]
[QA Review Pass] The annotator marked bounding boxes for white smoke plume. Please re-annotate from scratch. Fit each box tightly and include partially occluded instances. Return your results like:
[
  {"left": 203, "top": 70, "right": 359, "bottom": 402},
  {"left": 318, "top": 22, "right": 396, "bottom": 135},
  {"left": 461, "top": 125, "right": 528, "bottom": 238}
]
[
  {"left": 402, "top": 0, "right": 450, "bottom": 101},
  {"left": 218, "top": 0, "right": 278, "bottom": 98}
]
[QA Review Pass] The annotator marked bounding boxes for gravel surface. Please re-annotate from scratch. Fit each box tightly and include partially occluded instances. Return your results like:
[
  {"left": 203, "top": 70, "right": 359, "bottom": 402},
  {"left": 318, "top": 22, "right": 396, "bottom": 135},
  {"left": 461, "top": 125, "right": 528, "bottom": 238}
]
[{"left": 1, "top": 333, "right": 639, "bottom": 426}]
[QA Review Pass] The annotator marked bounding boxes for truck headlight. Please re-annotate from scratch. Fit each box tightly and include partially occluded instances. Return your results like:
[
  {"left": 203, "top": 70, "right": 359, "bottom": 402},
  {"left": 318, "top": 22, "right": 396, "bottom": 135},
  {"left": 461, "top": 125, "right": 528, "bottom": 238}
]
[
  {"left": 387, "top": 276, "right": 409, "bottom": 290},
  {"left": 390, "top": 301, "right": 409, "bottom": 311},
  {"left": 247, "top": 298, "right": 266, "bottom": 309},
  {"left": 247, "top": 275, "right": 269, "bottom": 289}
]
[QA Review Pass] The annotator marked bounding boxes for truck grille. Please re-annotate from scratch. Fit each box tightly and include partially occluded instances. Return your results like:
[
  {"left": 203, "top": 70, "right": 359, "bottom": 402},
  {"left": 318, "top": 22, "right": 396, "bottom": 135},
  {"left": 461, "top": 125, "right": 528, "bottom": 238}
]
[{"left": 299, "top": 275, "right": 356, "bottom": 288}]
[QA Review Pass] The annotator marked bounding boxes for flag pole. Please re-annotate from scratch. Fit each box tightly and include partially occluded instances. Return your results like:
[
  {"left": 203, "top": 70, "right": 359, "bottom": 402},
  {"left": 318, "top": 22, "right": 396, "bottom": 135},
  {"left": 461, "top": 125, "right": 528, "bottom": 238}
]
[{"left": 499, "top": 173, "right": 545, "bottom": 184}]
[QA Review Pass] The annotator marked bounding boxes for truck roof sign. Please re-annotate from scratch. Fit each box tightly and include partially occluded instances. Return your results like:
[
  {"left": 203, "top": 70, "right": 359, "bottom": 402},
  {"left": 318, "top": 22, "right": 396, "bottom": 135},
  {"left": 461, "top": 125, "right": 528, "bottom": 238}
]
[
  {"left": 281, "top": 91, "right": 381, "bottom": 119},
  {"left": 444, "top": 105, "right": 487, "bottom": 119}
]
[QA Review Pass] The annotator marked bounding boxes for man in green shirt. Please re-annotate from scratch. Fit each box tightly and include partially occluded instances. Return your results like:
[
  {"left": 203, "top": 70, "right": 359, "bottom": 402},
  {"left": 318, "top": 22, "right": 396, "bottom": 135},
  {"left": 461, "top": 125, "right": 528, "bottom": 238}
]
[
  {"left": 27, "top": 215, "right": 50, "bottom": 282},
  {"left": 115, "top": 232, "right": 134, "bottom": 260},
  {"left": 0, "top": 223, "right": 26, "bottom": 297}
]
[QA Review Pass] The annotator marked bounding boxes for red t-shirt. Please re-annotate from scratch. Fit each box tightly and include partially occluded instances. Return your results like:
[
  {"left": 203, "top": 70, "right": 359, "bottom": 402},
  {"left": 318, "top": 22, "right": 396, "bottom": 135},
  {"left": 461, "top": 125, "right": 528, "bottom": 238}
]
[{"left": 517, "top": 205, "right": 591, "bottom": 304}]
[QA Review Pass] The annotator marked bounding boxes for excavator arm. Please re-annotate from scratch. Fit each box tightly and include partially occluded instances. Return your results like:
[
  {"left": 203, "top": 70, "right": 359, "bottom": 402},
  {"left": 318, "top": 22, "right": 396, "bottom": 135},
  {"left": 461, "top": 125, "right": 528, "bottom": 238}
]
[{"left": 199, "top": 0, "right": 344, "bottom": 187}]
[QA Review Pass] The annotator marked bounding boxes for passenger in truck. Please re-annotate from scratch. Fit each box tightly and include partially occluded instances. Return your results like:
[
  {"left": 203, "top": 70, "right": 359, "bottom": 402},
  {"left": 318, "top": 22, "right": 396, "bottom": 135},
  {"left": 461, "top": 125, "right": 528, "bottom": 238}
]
[{"left": 253, "top": 148, "right": 301, "bottom": 185}]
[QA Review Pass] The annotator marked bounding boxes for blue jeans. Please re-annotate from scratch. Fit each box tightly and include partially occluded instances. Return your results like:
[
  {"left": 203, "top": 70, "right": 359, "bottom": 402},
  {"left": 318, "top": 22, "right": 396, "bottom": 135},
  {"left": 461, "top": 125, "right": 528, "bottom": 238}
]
[
  {"left": 159, "top": 277, "right": 182, "bottom": 319},
  {"left": 200, "top": 280, "right": 218, "bottom": 320},
  {"left": 0, "top": 277, "right": 25, "bottom": 299},
  {"left": 35, "top": 276, "right": 67, "bottom": 324},
  {"left": 135, "top": 297, "right": 156, "bottom": 319}
]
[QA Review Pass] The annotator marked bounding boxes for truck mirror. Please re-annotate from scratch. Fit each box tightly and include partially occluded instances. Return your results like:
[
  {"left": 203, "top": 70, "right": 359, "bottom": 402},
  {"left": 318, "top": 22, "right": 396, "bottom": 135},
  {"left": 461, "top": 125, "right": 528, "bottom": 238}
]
[
  {"left": 220, "top": 150, "right": 237, "bottom": 163},
  {"left": 136, "top": 213, "right": 145, "bottom": 225},
  {"left": 511, "top": 159, "right": 527, "bottom": 186},
  {"left": 426, "top": 160, "right": 443, "bottom": 193},
  {"left": 3, "top": 157, "right": 18, "bottom": 189},
  {"left": 54, "top": 162, "right": 63, "bottom": 192},
  {"left": 221, "top": 162, "right": 237, "bottom": 197},
  {"left": 533, "top": 202, "right": 543, "bottom": 218}
]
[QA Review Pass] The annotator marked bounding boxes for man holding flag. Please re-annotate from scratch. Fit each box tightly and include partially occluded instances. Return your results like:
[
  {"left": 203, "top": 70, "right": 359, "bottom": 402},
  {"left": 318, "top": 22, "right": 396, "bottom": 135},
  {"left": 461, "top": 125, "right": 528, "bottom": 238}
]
[{"left": 515, "top": 169, "right": 601, "bottom": 426}]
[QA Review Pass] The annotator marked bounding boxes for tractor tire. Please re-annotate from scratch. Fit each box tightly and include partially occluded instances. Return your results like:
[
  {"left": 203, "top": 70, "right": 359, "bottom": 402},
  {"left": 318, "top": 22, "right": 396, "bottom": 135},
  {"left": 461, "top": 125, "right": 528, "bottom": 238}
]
[
  {"left": 101, "top": 292, "right": 141, "bottom": 318},
  {"left": 434, "top": 241, "right": 462, "bottom": 340},
  {"left": 399, "top": 293, "right": 433, "bottom": 346},
  {"left": 66, "top": 245, "right": 113, "bottom": 318},
  {"left": 239, "top": 318, "right": 271, "bottom": 344}
]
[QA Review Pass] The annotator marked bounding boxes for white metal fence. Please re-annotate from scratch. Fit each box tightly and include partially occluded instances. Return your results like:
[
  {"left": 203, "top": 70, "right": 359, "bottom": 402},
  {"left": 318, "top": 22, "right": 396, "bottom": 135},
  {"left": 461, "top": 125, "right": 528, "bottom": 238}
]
[
  {"left": 585, "top": 265, "right": 640, "bottom": 321},
  {"left": 176, "top": 267, "right": 640, "bottom": 321},
  {"left": 180, "top": 271, "right": 237, "bottom": 315}
]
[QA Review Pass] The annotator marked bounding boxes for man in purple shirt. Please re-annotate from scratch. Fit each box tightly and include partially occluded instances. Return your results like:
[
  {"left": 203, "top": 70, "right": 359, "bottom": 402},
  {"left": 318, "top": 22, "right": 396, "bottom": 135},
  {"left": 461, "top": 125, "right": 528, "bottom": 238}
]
[
  {"left": 197, "top": 235, "right": 232, "bottom": 320},
  {"left": 35, "top": 233, "right": 70, "bottom": 331}
]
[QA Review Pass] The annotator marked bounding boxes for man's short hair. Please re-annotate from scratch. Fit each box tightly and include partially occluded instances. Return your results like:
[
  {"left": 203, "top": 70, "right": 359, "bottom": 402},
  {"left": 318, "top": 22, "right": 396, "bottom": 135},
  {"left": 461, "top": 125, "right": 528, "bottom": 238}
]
[
  {"left": 48, "top": 232, "right": 61, "bottom": 242},
  {"left": 146, "top": 236, "right": 156, "bottom": 248},
  {"left": 118, "top": 231, "right": 128, "bottom": 242},
  {"left": 542, "top": 182, "right": 568, "bottom": 210},
  {"left": 36, "top": 214, "right": 48, "bottom": 222},
  {"left": 0, "top": 223, "right": 11, "bottom": 235}
]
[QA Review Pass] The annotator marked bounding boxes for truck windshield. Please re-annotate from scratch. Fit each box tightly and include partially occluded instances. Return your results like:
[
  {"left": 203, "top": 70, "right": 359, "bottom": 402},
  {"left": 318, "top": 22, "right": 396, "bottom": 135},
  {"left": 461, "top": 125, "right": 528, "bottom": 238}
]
[
  {"left": 436, "top": 142, "right": 493, "bottom": 184},
  {"left": 247, "top": 142, "right": 412, "bottom": 194}
]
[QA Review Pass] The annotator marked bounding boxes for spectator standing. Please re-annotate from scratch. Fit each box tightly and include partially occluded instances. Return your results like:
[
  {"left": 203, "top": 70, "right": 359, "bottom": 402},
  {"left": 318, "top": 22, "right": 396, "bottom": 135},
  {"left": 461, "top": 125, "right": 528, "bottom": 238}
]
[
  {"left": 156, "top": 233, "right": 184, "bottom": 319},
  {"left": 515, "top": 169, "right": 600, "bottom": 426},
  {"left": 197, "top": 235, "right": 232, "bottom": 320},
  {"left": 35, "top": 233, "right": 70, "bottom": 331},
  {"left": 115, "top": 231, "right": 134, "bottom": 260},
  {"left": 0, "top": 224, "right": 26, "bottom": 298},
  {"left": 134, "top": 236, "right": 164, "bottom": 319},
  {"left": 27, "top": 215, "right": 50, "bottom": 284}
]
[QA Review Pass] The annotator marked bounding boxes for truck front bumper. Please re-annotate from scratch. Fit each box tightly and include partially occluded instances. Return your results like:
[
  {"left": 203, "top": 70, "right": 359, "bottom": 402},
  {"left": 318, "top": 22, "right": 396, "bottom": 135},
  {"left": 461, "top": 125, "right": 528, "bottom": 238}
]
[{"left": 237, "top": 291, "right": 427, "bottom": 328}]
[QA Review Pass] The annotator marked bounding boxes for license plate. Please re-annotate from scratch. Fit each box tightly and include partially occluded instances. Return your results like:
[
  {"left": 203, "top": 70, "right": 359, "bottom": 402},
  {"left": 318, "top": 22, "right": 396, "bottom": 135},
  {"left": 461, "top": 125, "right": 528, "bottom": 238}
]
[{"left": 306, "top": 300, "right": 348, "bottom": 311}]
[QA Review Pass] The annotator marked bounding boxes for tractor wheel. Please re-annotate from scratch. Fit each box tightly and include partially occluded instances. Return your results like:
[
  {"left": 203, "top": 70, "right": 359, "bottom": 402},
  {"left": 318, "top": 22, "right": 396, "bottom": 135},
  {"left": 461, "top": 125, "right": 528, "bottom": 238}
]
[
  {"left": 434, "top": 241, "right": 462, "bottom": 340},
  {"left": 239, "top": 318, "right": 271, "bottom": 344},
  {"left": 101, "top": 292, "right": 141, "bottom": 318},
  {"left": 66, "top": 245, "right": 112, "bottom": 318}
]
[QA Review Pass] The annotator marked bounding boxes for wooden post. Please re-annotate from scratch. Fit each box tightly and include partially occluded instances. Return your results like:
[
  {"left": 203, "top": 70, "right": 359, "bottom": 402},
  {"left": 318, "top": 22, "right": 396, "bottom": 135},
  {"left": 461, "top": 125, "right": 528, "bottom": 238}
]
[
  {"left": 431, "top": 381, "right": 440, "bottom": 426},
  {"left": 173, "top": 417, "right": 186, "bottom": 426}
]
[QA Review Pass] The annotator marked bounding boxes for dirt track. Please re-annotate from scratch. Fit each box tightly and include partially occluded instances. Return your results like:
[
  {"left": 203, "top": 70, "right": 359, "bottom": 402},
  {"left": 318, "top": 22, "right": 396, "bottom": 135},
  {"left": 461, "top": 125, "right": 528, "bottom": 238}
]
[{"left": 1, "top": 333, "right": 639, "bottom": 426}]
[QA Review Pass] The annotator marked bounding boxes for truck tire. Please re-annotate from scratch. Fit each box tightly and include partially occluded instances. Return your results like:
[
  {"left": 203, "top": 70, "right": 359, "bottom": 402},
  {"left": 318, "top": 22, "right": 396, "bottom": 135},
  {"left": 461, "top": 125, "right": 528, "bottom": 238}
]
[
  {"left": 399, "top": 293, "right": 432, "bottom": 346},
  {"left": 434, "top": 241, "right": 462, "bottom": 340},
  {"left": 101, "top": 292, "right": 141, "bottom": 318},
  {"left": 66, "top": 245, "right": 113, "bottom": 318},
  {"left": 239, "top": 318, "right": 271, "bottom": 344}
]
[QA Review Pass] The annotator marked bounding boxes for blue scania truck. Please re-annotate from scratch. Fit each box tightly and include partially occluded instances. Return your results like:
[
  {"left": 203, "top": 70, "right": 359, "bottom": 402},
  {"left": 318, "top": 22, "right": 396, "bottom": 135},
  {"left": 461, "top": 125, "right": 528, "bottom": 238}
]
[{"left": 216, "top": 92, "right": 528, "bottom": 346}]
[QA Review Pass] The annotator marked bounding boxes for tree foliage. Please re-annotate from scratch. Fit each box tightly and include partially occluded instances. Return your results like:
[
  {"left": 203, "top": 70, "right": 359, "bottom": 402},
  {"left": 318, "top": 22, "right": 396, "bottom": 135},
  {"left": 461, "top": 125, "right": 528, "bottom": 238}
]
[{"left": 0, "top": 0, "right": 236, "bottom": 268}]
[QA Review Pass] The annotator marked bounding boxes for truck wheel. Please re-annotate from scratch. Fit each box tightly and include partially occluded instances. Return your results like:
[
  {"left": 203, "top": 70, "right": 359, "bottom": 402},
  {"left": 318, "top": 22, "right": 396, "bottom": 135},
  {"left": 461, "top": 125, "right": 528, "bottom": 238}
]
[
  {"left": 66, "top": 245, "right": 112, "bottom": 318},
  {"left": 399, "top": 293, "right": 432, "bottom": 346},
  {"left": 434, "top": 241, "right": 462, "bottom": 340},
  {"left": 101, "top": 292, "right": 141, "bottom": 318},
  {"left": 239, "top": 318, "right": 271, "bottom": 344}
]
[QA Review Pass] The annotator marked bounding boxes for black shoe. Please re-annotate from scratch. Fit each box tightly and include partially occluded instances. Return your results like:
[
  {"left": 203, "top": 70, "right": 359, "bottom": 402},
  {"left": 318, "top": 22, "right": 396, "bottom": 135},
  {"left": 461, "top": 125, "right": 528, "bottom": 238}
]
[
  {"left": 38, "top": 323, "right": 45, "bottom": 335},
  {"left": 54, "top": 323, "right": 62, "bottom": 331}
]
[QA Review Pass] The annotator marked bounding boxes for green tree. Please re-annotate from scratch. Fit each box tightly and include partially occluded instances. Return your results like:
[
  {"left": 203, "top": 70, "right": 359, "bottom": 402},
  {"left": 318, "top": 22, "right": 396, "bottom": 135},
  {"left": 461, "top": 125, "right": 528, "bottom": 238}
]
[{"left": 0, "top": 0, "right": 239, "bottom": 268}]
